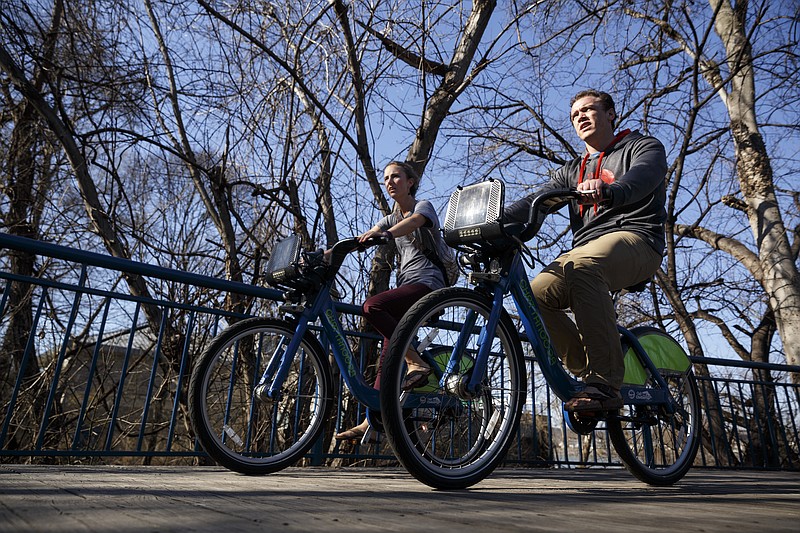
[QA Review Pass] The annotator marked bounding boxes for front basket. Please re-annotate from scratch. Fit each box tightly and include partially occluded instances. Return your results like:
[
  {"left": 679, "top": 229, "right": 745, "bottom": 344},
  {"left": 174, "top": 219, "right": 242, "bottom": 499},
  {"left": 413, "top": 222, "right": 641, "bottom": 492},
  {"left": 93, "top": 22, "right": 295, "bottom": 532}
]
[
  {"left": 264, "top": 234, "right": 302, "bottom": 286},
  {"left": 443, "top": 179, "right": 505, "bottom": 246}
]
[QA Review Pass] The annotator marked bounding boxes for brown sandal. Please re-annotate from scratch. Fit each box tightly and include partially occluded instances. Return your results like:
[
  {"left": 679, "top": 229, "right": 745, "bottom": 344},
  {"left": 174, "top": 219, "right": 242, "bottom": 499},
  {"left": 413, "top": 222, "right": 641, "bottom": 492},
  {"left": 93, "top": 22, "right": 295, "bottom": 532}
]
[
  {"left": 334, "top": 426, "right": 380, "bottom": 443},
  {"left": 334, "top": 427, "right": 366, "bottom": 440},
  {"left": 564, "top": 384, "right": 623, "bottom": 413},
  {"left": 401, "top": 364, "right": 433, "bottom": 391}
]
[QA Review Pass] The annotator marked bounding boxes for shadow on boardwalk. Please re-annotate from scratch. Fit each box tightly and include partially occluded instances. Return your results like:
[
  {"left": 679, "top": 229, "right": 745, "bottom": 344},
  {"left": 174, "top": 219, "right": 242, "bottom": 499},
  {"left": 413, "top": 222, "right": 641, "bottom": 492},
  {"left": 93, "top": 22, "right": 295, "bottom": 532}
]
[{"left": 1, "top": 465, "right": 798, "bottom": 532}]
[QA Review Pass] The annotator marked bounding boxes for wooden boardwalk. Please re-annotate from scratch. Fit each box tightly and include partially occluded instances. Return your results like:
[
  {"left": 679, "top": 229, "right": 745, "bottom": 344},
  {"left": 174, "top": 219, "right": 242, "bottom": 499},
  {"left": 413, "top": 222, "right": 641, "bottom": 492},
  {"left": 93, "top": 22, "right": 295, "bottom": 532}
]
[{"left": 1, "top": 465, "right": 798, "bottom": 532}]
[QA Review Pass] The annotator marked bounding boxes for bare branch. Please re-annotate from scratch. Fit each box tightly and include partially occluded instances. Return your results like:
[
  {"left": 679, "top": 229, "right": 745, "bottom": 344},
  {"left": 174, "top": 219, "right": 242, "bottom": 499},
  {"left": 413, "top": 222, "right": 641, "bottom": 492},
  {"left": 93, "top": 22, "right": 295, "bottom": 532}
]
[
  {"left": 674, "top": 223, "right": 764, "bottom": 282},
  {"left": 354, "top": 19, "right": 449, "bottom": 76}
]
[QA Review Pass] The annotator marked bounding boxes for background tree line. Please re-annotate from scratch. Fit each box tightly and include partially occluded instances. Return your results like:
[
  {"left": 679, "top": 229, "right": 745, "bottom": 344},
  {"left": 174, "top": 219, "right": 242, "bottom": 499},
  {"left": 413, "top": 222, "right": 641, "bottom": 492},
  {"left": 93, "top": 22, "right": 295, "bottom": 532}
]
[{"left": 0, "top": 0, "right": 797, "bottom": 464}]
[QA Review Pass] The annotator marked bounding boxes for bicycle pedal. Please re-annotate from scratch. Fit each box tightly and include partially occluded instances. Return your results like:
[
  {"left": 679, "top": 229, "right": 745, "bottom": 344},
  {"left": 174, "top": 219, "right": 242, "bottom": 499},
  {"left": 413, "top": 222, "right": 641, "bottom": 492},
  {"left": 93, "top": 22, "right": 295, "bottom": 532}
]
[
  {"left": 564, "top": 409, "right": 600, "bottom": 434},
  {"left": 278, "top": 304, "right": 305, "bottom": 314}
]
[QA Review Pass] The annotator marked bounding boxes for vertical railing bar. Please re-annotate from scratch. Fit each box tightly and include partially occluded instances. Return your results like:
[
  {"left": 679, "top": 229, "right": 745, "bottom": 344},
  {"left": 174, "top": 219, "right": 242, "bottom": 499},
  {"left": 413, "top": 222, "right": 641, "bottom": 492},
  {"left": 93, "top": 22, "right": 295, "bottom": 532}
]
[
  {"left": 0, "top": 278, "right": 12, "bottom": 321},
  {"left": 780, "top": 384, "right": 798, "bottom": 468},
  {"left": 105, "top": 304, "right": 142, "bottom": 451},
  {"left": 137, "top": 306, "right": 168, "bottom": 452},
  {"left": 724, "top": 380, "right": 745, "bottom": 464},
  {"left": 757, "top": 376, "right": 780, "bottom": 467},
  {"left": 772, "top": 384, "right": 793, "bottom": 469},
  {"left": 698, "top": 376, "right": 714, "bottom": 466},
  {"left": 736, "top": 379, "right": 757, "bottom": 468},
  {"left": 712, "top": 377, "right": 735, "bottom": 466},
  {"left": 748, "top": 379, "right": 769, "bottom": 467},
  {"left": 166, "top": 311, "right": 195, "bottom": 452},
  {"left": 72, "top": 296, "right": 113, "bottom": 450},
  {"left": 35, "top": 266, "right": 88, "bottom": 450},
  {"left": 525, "top": 361, "right": 535, "bottom": 463},
  {"left": 0, "top": 285, "right": 48, "bottom": 446},
  {"left": 718, "top": 376, "right": 736, "bottom": 466}
]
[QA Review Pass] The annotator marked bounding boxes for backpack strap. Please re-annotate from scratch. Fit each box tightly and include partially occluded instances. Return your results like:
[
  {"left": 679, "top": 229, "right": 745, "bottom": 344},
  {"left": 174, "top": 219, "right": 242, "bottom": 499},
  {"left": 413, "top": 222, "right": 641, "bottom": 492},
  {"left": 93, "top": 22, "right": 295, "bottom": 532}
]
[
  {"left": 416, "top": 225, "right": 450, "bottom": 285},
  {"left": 394, "top": 201, "right": 449, "bottom": 284}
]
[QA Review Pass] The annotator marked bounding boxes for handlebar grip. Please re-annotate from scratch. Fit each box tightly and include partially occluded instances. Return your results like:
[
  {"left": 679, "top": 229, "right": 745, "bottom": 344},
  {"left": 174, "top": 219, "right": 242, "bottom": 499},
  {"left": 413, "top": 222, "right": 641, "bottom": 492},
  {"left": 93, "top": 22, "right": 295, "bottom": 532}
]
[
  {"left": 519, "top": 189, "right": 582, "bottom": 242},
  {"left": 325, "top": 235, "right": 390, "bottom": 277},
  {"left": 359, "top": 235, "right": 390, "bottom": 248}
]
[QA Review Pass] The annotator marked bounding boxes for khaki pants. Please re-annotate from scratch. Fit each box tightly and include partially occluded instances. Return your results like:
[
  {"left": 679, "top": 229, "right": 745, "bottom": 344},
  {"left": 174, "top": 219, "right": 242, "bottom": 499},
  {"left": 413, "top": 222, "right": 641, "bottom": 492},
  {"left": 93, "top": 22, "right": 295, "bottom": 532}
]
[{"left": 530, "top": 231, "right": 662, "bottom": 389}]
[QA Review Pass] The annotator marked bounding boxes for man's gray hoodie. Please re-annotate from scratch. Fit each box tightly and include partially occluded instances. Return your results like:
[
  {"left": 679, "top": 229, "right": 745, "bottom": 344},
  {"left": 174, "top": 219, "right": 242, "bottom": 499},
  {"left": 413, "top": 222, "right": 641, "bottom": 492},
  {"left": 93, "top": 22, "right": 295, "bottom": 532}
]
[{"left": 504, "top": 130, "right": 667, "bottom": 254}]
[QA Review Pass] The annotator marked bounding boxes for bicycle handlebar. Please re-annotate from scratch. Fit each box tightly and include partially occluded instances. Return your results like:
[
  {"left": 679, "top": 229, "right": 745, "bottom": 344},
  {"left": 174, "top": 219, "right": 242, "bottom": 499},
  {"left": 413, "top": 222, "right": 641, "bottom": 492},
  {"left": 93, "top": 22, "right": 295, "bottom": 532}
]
[
  {"left": 322, "top": 235, "right": 390, "bottom": 281},
  {"left": 518, "top": 189, "right": 582, "bottom": 243}
]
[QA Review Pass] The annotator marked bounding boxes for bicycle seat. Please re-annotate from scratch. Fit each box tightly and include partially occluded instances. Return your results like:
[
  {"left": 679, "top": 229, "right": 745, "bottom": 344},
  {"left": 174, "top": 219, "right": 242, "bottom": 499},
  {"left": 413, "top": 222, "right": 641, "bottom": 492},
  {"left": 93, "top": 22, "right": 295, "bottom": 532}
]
[
  {"left": 612, "top": 280, "right": 651, "bottom": 306},
  {"left": 624, "top": 279, "right": 651, "bottom": 293}
]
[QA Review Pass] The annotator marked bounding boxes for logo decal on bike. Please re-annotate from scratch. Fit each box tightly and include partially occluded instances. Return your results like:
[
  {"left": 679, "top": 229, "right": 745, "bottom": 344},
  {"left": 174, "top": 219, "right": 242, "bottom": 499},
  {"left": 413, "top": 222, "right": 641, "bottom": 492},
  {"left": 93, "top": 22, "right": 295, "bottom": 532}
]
[
  {"left": 518, "top": 279, "right": 558, "bottom": 365},
  {"left": 325, "top": 309, "right": 358, "bottom": 378},
  {"left": 628, "top": 389, "right": 652, "bottom": 401},
  {"left": 418, "top": 396, "right": 442, "bottom": 406}
]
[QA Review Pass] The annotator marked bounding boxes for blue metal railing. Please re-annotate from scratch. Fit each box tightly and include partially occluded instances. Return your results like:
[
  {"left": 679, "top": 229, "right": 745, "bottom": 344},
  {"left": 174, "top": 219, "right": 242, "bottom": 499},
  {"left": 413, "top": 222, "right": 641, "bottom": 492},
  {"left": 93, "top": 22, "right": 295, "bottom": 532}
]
[{"left": 1, "top": 232, "right": 798, "bottom": 470}]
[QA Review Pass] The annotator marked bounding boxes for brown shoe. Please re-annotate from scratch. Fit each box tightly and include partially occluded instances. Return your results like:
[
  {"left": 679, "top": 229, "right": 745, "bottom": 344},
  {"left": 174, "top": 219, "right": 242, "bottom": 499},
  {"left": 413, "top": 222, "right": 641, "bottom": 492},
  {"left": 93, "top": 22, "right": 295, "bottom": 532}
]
[{"left": 564, "top": 384, "right": 623, "bottom": 413}]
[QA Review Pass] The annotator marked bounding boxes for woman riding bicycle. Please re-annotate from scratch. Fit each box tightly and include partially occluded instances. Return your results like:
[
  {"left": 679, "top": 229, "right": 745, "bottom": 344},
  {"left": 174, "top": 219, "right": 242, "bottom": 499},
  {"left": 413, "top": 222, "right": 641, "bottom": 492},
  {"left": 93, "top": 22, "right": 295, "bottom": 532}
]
[{"left": 334, "top": 161, "right": 448, "bottom": 441}]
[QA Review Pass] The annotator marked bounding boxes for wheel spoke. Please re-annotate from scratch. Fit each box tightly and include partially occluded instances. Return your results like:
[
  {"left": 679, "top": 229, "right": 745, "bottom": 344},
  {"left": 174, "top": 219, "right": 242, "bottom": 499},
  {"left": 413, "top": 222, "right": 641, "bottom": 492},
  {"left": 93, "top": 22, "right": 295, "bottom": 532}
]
[
  {"left": 380, "top": 288, "right": 526, "bottom": 489},
  {"left": 189, "top": 318, "right": 332, "bottom": 475}
]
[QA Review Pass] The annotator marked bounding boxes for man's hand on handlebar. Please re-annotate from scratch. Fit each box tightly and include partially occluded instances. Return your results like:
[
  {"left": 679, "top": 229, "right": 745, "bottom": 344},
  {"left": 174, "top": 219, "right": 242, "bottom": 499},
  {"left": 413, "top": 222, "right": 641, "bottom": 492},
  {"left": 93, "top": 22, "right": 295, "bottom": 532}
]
[{"left": 576, "top": 179, "right": 610, "bottom": 205}]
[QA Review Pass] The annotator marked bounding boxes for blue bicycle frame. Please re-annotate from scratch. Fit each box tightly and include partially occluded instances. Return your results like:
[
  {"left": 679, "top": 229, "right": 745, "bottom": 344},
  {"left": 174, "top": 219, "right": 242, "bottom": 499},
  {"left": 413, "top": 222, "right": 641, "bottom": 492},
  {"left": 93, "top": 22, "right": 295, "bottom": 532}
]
[
  {"left": 255, "top": 241, "right": 382, "bottom": 413},
  {"left": 440, "top": 249, "right": 674, "bottom": 410}
]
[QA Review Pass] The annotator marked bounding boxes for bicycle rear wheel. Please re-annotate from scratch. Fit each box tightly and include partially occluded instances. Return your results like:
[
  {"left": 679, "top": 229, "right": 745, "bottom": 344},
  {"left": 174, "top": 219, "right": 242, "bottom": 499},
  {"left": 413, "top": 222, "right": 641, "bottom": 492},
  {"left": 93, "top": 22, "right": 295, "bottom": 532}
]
[
  {"left": 607, "top": 327, "right": 701, "bottom": 485},
  {"left": 380, "top": 287, "right": 526, "bottom": 489},
  {"left": 188, "top": 317, "right": 333, "bottom": 474}
]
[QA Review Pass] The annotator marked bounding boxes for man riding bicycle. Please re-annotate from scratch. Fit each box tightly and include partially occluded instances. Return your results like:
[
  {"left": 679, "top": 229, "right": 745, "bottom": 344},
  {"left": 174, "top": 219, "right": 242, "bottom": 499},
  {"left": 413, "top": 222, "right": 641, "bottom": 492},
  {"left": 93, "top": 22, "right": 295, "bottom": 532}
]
[{"left": 504, "top": 89, "right": 668, "bottom": 412}]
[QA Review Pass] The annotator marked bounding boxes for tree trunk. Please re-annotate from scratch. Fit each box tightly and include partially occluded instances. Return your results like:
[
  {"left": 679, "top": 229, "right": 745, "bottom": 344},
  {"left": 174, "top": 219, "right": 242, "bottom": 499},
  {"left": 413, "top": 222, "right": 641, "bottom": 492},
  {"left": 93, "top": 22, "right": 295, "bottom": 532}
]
[
  {"left": 0, "top": 45, "right": 173, "bottom": 353},
  {"left": 407, "top": 0, "right": 496, "bottom": 173},
  {"left": 709, "top": 0, "right": 800, "bottom": 381}
]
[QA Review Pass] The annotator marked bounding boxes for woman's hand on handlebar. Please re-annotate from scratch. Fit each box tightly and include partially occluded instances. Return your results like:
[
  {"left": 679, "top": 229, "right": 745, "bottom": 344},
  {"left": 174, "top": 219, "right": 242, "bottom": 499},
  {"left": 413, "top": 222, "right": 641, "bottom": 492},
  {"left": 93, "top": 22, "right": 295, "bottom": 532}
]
[{"left": 357, "top": 228, "right": 392, "bottom": 245}]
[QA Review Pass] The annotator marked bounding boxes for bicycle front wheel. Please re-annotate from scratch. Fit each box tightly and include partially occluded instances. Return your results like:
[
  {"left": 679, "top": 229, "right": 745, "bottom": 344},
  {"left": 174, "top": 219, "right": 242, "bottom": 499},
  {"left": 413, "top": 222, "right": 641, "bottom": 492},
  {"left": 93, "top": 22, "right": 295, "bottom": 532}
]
[
  {"left": 380, "top": 287, "right": 526, "bottom": 489},
  {"left": 607, "top": 327, "right": 701, "bottom": 485},
  {"left": 188, "top": 317, "right": 333, "bottom": 475}
]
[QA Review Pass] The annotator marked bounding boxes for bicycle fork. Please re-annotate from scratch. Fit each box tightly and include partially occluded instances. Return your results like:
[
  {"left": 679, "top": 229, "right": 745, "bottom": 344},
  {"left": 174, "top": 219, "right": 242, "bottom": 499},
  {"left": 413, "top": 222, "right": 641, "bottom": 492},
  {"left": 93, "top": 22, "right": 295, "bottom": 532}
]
[
  {"left": 440, "top": 290, "right": 505, "bottom": 399},
  {"left": 253, "top": 315, "right": 313, "bottom": 402}
]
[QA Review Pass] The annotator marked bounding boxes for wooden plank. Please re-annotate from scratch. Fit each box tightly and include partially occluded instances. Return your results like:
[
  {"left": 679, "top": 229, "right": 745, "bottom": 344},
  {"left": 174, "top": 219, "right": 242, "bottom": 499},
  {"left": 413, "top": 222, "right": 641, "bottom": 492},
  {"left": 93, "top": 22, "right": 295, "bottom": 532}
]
[{"left": 1, "top": 466, "right": 798, "bottom": 532}]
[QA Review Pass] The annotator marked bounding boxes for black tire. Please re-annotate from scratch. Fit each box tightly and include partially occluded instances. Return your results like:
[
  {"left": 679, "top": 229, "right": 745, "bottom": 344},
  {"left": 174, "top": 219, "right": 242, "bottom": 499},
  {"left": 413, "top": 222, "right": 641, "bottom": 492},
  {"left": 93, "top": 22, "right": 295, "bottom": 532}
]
[
  {"left": 380, "top": 287, "right": 526, "bottom": 489},
  {"left": 607, "top": 327, "right": 701, "bottom": 485},
  {"left": 188, "top": 317, "right": 333, "bottom": 474}
]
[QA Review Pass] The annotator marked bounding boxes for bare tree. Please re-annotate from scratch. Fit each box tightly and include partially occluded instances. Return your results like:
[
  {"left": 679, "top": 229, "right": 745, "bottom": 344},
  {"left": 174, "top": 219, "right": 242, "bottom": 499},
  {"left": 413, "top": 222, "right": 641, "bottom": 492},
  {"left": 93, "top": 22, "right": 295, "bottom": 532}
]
[
  {"left": 625, "top": 0, "right": 800, "bottom": 378},
  {"left": 2, "top": 0, "right": 797, "bottom": 465}
]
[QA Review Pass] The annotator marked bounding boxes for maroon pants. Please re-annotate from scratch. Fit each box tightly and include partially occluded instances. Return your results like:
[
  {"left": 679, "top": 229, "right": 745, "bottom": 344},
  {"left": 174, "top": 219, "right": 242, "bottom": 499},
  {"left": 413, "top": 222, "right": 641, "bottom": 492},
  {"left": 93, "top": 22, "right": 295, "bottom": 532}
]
[{"left": 362, "top": 283, "right": 432, "bottom": 389}]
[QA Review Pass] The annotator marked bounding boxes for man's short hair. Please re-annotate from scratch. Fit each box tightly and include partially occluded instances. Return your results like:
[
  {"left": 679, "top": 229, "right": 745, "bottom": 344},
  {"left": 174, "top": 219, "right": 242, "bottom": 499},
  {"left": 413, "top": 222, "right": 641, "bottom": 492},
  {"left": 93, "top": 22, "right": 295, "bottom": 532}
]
[{"left": 570, "top": 89, "right": 615, "bottom": 111}]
